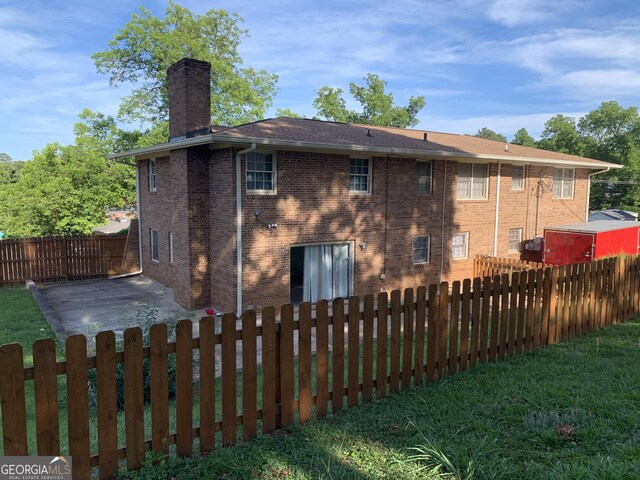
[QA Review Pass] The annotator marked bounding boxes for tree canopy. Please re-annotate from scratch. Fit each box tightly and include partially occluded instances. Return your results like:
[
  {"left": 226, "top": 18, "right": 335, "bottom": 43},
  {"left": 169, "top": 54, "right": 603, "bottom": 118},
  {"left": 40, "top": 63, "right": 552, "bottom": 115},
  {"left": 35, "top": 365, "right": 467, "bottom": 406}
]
[
  {"left": 313, "top": 74, "right": 426, "bottom": 128},
  {"left": 474, "top": 127, "right": 507, "bottom": 143},
  {"left": 0, "top": 153, "right": 23, "bottom": 186},
  {"left": 92, "top": 1, "right": 278, "bottom": 126},
  {"left": 511, "top": 128, "right": 536, "bottom": 147},
  {"left": 0, "top": 111, "right": 137, "bottom": 237}
]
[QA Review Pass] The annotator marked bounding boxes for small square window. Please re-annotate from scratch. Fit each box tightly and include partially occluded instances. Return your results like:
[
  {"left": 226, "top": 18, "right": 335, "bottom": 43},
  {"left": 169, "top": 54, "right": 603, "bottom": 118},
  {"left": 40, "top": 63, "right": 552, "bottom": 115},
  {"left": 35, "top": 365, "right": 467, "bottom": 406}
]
[
  {"left": 150, "top": 229, "right": 159, "bottom": 262},
  {"left": 508, "top": 228, "right": 522, "bottom": 253},
  {"left": 451, "top": 232, "right": 469, "bottom": 260},
  {"left": 511, "top": 165, "right": 525, "bottom": 190},
  {"left": 349, "top": 158, "right": 371, "bottom": 194},
  {"left": 149, "top": 159, "right": 157, "bottom": 192},
  {"left": 416, "top": 161, "right": 432, "bottom": 194},
  {"left": 247, "top": 152, "right": 276, "bottom": 193},
  {"left": 412, "top": 235, "right": 430, "bottom": 264}
]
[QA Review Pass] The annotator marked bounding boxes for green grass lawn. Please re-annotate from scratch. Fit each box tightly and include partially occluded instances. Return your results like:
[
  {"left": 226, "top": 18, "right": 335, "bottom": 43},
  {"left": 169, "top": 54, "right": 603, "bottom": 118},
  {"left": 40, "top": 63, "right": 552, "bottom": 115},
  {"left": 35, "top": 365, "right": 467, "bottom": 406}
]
[
  {"left": 120, "top": 319, "right": 640, "bottom": 480},
  {"left": 3, "top": 287, "right": 640, "bottom": 479},
  {"left": 0, "top": 285, "right": 59, "bottom": 364}
]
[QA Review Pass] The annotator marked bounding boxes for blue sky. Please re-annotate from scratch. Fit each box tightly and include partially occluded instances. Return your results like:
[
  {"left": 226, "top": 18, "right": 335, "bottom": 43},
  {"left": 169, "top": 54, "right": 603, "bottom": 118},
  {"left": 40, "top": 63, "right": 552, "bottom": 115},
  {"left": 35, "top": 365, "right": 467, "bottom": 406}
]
[{"left": 1, "top": 0, "right": 640, "bottom": 160}]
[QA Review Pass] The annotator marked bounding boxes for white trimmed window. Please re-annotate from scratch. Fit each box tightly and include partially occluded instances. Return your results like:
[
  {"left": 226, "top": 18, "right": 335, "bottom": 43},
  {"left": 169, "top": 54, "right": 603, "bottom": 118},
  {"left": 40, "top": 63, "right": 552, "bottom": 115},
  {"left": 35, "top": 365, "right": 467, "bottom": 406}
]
[
  {"left": 150, "top": 229, "right": 159, "bottom": 262},
  {"left": 412, "top": 235, "right": 430, "bottom": 264},
  {"left": 508, "top": 228, "right": 523, "bottom": 253},
  {"left": 511, "top": 165, "right": 525, "bottom": 190},
  {"left": 247, "top": 152, "right": 276, "bottom": 193},
  {"left": 168, "top": 232, "right": 174, "bottom": 263},
  {"left": 457, "top": 163, "right": 488, "bottom": 200},
  {"left": 416, "top": 161, "right": 432, "bottom": 194},
  {"left": 349, "top": 158, "right": 371, "bottom": 193},
  {"left": 149, "top": 159, "right": 157, "bottom": 192},
  {"left": 451, "top": 232, "right": 469, "bottom": 260},
  {"left": 552, "top": 167, "right": 574, "bottom": 199}
]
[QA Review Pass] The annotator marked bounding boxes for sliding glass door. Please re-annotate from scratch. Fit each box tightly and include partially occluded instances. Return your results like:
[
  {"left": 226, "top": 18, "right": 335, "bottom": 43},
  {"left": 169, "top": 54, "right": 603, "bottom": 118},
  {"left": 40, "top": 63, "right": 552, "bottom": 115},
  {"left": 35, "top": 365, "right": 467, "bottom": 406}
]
[{"left": 290, "top": 243, "right": 352, "bottom": 304}]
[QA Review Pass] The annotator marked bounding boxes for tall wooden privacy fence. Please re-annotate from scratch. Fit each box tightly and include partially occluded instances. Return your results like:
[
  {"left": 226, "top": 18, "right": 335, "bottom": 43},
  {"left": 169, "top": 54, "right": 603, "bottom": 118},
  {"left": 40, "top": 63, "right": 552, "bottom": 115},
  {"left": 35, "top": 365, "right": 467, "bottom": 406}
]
[
  {"left": 473, "top": 254, "right": 543, "bottom": 280},
  {"left": 1, "top": 256, "right": 640, "bottom": 479},
  {"left": 0, "top": 235, "right": 127, "bottom": 285}
]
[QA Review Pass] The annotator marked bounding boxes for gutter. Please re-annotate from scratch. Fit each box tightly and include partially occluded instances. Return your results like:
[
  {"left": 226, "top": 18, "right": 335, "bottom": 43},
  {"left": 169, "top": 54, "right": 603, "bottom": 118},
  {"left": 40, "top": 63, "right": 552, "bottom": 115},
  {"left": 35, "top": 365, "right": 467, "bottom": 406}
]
[
  {"left": 236, "top": 143, "right": 256, "bottom": 317},
  {"left": 585, "top": 167, "right": 611, "bottom": 221},
  {"left": 109, "top": 161, "right": 143, "bottom": 279},
  {"left": 108, "top": 134, "right": 622, "bottom": 170},
  {"left": 493, "top": 162, "right": 501, "bottom": 257}
]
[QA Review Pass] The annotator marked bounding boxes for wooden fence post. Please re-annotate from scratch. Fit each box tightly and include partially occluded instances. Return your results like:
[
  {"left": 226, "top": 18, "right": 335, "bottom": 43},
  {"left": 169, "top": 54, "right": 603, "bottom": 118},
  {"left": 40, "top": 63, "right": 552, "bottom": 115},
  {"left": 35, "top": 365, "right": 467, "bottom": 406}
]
[
  {"left": 221, "top": 313, "right": 237, "bottom": 446},
  {"left": 402, "top": 289, "right": 414, "bottom": 389},
  {"left": 376, "top": 292, "right": 388, "bottom": 398},
  {"left": 0, "top": 343, "right": 28, "bottom": 456},
  {"left": 124, "top": 327, "right": 145, "bottom": 470},
  {"left": 176, "top": 319, "right": 193, "bottom": 455},
  {"left": 96, "top": 331, "right": 118, "bottom": 480},
  {"left": 348, "top": 296, "right": 360, "bottom": 405},
  {"left": 66, "top": 335, "right": 90, "bottom": 480},
  {"left": 33, "top": 339, "right": 60, "bottom": 455},
  {"left": 242, "top": 311, "right": 258, "bottom": 439},
  {"left": 261, "top": 307, "right": 277, "bottom": 432}
]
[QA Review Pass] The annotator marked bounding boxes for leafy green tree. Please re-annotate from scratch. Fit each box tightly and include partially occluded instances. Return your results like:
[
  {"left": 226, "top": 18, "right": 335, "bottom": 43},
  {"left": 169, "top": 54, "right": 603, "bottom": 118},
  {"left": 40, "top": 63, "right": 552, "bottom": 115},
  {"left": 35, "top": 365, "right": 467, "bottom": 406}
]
[
  {"left": 0, "top": 112, "right": 136, "bottom": 237},
  {"left": 474, "top": 127, "right": 507, "bottom": 143},
  {"left": 537, "top": 115, "right": 583, "bottom": 155},
  {"left": 512, "top": 128, "right": 536, "bottom": 147},
  {"left": 0, "top": 153, "right": 23, "bottom": 185},
  {"left": 275, "top": 108, "right": 302, "bottom": 118},
  {"left": 92, "top": 1, "right": 278, "bottom": 126},
  {"left": 313, "top": 74, "right": 426, "bottom": 128},
  {"left": 577, "top": 102, "right": 640, "bottom": 212}
]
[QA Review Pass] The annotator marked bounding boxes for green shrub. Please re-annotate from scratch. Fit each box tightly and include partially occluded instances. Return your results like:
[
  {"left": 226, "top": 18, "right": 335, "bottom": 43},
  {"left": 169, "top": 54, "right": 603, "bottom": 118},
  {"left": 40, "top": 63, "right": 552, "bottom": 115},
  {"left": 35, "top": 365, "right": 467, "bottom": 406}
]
[{"left": 86, "top": 299, "right": 178, "bottom": 410}]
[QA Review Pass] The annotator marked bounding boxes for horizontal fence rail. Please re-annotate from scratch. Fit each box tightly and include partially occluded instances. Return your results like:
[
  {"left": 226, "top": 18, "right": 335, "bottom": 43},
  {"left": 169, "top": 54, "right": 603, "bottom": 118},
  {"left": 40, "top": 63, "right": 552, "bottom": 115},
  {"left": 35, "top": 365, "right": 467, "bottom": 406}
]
[
  {"left": 473, "top": 254, "right": 543, "bottom": 280},
  {"left": 1, "top": 256, "right": 639, "bottom": 479},
  {"left": 0, "top": 235, "right": 127, "bottom": 285}
]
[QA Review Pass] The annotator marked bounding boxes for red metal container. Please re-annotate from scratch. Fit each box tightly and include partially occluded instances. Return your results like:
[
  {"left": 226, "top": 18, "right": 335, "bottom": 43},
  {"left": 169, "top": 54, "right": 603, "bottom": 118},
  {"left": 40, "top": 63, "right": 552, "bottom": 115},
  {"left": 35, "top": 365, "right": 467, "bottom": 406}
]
[{"left": 543, "top": 220, "right": 640, "bottom": 266}]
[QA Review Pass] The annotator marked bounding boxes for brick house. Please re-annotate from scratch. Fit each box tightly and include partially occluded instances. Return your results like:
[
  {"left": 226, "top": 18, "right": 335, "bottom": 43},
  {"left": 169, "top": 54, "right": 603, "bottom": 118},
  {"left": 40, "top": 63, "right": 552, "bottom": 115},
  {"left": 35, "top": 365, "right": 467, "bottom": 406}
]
[{"left": 110, "top": 58, "right": 620, "bottom": 314}]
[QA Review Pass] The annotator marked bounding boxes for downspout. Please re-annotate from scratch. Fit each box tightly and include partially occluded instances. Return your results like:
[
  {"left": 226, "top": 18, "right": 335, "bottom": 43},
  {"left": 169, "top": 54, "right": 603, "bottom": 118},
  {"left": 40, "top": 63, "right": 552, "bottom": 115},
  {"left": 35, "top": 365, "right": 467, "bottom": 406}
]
[
  {"left": 439, "top": 160, "right": 448, "bottom": 283},
  {"left": 110, "top": 160, "right": 143, "bottom": 279},
  {"left": 586, "top": 167, "right": 610, "bottom": 221},
  {"left": 236, "top": 143, "right": 257, "bottom": 317},
  {"left": 493, "top": 162, "right": 501, "bottom": 257}
]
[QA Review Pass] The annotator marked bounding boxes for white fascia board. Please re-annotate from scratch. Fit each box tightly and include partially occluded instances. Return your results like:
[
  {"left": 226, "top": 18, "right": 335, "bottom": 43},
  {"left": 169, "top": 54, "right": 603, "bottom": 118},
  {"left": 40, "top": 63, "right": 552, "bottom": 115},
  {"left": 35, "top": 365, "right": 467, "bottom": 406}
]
[{"left": 108, "top": 134, "right": 622, "bottom": 170}]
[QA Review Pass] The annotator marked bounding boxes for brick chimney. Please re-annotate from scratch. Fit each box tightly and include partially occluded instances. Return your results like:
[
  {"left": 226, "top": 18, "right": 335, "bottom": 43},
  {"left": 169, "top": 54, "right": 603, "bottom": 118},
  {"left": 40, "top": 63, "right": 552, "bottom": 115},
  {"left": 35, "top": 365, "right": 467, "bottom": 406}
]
[{"left": 167, "top": 58, "right": 211, "bottom": 140}]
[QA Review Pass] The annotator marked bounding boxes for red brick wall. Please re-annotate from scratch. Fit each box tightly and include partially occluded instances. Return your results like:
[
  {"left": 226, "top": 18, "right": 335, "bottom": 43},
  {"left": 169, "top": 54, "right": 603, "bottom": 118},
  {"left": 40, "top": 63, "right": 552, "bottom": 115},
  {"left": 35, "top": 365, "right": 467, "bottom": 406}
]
[{"left": 139, "top": 147, "right": 590, "bottom": 313}]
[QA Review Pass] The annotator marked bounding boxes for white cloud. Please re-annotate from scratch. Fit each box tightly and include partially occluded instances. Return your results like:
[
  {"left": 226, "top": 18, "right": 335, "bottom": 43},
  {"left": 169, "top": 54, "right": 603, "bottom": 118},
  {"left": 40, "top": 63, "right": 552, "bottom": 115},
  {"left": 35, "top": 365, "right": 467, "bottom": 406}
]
[{"left": 488, "top": 0, "right": 578, "bottom": 27}]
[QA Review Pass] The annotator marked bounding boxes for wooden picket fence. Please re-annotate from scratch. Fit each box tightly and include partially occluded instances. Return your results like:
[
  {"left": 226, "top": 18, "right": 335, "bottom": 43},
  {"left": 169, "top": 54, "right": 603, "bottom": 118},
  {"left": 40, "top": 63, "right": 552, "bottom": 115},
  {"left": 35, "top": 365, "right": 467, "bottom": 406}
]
[
  {"left": 473, "top": 254, "right": 543, "bottom": 280},
  {"left": 0, "top": 235, "right": 128, "bottom": 285},
  {"left": 1, "top": 256, "right": 640, "bottom": 479}
]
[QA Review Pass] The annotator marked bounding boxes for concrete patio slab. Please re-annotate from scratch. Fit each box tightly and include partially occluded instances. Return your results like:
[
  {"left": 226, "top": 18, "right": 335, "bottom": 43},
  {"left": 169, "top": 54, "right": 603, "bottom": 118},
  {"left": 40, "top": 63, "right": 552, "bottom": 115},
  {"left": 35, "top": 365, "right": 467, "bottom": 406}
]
[{"left": 37, "top": 275, "right": 207, "bottom": 338}]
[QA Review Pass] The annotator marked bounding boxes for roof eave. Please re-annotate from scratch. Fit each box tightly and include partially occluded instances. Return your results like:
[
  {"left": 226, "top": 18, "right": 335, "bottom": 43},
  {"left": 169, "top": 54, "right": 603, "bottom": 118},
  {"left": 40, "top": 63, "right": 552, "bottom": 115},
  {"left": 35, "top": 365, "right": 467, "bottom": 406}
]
[{"left": 108, "top": 135, "right": 622, "bottom": 169}]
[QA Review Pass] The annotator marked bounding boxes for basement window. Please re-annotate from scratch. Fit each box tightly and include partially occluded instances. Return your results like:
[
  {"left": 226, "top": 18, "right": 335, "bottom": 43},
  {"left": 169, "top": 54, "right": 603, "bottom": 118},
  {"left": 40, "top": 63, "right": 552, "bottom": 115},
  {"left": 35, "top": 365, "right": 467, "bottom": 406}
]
[
  {"left": 451, "top": 232, "right": 469, "bottom": 260},
  {"left": 150, "top": 229, "right": 159, "bottom": 262},
  {"left": 413, "top": 235, "right": 430, "bottom": 264},
  {"left": 508, "top": 228, "right": 523, "bottom": 253}
]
